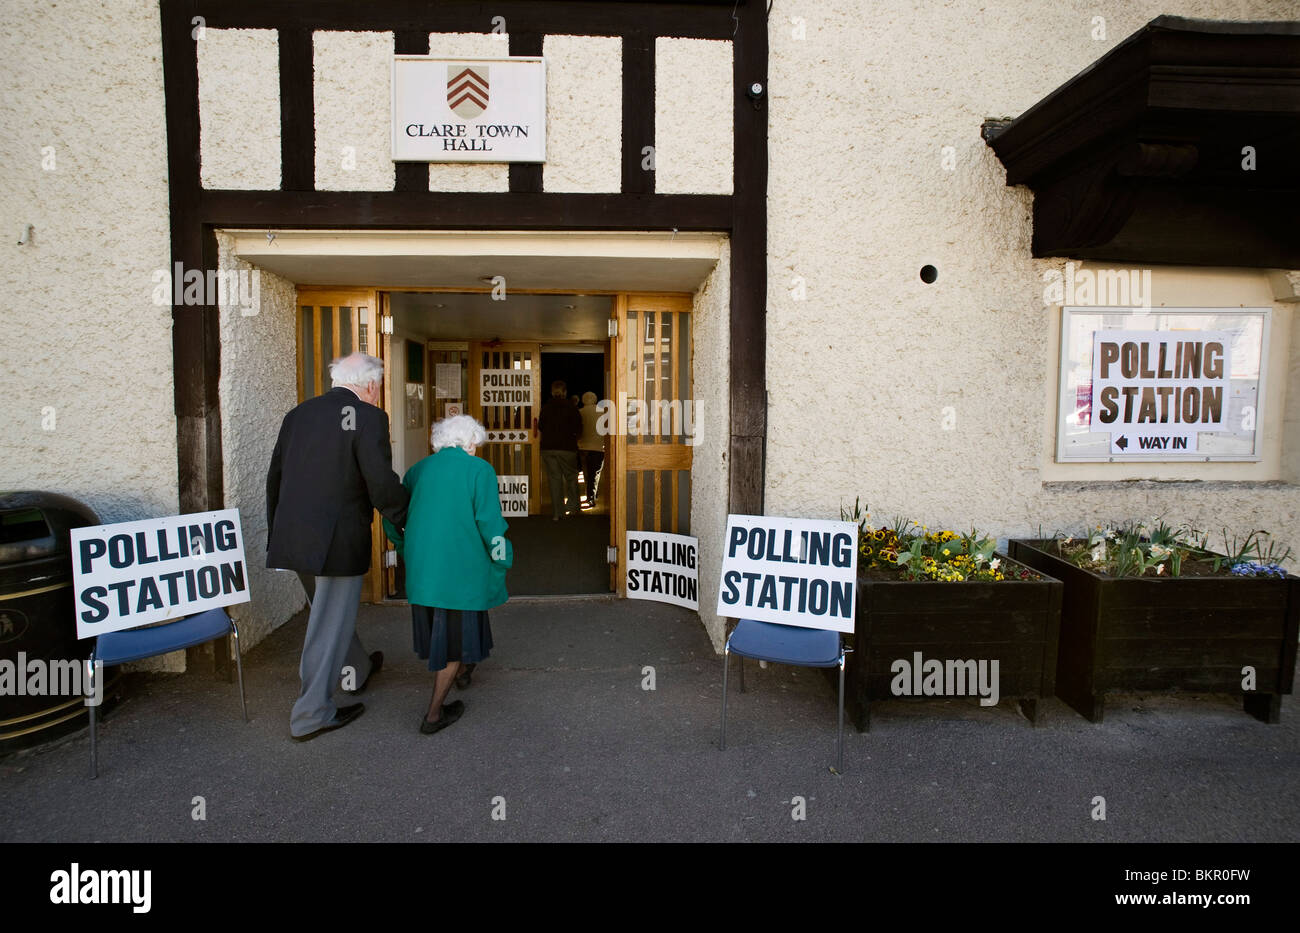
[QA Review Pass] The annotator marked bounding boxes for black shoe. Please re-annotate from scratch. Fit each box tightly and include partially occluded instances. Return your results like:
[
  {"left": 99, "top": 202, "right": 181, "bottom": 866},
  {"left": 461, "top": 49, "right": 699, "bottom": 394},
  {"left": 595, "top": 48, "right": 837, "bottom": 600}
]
[
  {"left": 292, "top": 703, "right": 365, "bottom": 742},
  {"left": 455, "top": 663, "right": 476, "bottom": 691},
  {"left": 345, "top": 651, "right": 384, "bottom": 696},
  {"left": 419, "top": 700, "right": 465, "bottom": 734}
]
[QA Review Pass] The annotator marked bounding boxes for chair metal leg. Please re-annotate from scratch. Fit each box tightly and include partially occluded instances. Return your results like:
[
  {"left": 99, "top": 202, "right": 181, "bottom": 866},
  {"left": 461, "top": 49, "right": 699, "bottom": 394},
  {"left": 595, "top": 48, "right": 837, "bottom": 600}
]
[
  {"left": 837, "top": 655, "right": 846, "bottom": 773},
  {"left": 720, "top": 647, "right": 729, "bottom": 751},
  {"left": 230, "top": 621, "right": 249, "bottom": 723},
  {"left": 87, "top": 653, "right": 98, "bottom": 779}
]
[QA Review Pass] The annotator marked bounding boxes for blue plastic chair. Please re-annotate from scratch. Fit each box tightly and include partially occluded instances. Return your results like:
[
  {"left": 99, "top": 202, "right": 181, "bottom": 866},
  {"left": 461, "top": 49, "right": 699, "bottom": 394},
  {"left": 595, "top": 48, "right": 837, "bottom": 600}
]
[
  {"left": 87, "top": 607, "right": 247, "bottom": 778},
  {"left": 720, "top": 619, "right": 852, "bottom": 772}
]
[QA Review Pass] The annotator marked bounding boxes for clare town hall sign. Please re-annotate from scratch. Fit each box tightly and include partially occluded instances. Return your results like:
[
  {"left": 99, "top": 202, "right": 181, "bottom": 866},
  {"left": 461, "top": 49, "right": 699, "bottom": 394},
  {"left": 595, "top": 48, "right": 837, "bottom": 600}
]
[{"left": 392, "top": 57, "right": 546, "bottom": 163}]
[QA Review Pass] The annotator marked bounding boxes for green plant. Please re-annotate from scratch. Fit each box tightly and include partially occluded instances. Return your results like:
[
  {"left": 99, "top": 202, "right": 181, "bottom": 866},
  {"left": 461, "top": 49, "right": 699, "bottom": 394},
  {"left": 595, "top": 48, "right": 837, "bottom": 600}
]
[
  {"left": 1053, "top": 521, "right": 1292, "bottom": 578},
  {"left": 851, "top": 509, "right": 1033, "bottom": 582}
]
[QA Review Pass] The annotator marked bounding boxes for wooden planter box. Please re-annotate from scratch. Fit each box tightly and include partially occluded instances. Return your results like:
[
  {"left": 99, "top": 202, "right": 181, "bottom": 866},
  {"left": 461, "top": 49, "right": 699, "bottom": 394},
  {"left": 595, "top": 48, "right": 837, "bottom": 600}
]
[
  {"left": 845, "top": 554, "right": 1062, "bottom": 731},
  {"left": 1008, "top": 539, "right": 1300, "bottom": 724}
]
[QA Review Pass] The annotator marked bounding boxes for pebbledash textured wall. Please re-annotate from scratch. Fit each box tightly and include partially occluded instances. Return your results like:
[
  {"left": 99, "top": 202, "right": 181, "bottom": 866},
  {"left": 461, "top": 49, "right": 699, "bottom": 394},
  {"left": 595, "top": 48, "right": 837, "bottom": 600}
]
[
  {"left": 214, "top": 233, "right": 304, "bottom": 648},
  {"left": 764, "top": 0, "right": 1300, "bottom": 554},
  {"left": 0, "top": 1, "right": 177, "bottom": 525},
  {"left": 691, "top": 242, "right": 732, "bottom": 649}
]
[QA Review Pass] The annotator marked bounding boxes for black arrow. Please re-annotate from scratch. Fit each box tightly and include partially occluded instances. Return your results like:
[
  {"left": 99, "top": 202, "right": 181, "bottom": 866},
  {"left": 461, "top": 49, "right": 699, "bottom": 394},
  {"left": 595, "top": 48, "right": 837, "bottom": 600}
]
[{"left": 1115, "top": 435, "right": 1128, "bottom": 450}]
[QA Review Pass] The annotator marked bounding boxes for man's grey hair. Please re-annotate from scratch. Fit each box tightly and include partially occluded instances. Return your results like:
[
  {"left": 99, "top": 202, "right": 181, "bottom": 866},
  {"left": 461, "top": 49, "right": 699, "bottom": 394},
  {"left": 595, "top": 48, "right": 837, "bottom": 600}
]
[
  {"left": 432, "top": 414, "right": 487, "bottom": 453},
  {"left": 329, "top": 352, "right": 385, "bottom": 389}
]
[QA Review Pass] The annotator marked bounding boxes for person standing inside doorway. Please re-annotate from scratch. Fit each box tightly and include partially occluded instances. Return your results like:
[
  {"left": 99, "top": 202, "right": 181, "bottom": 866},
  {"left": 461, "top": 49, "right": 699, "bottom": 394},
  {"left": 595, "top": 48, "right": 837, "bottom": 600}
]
[
  {"left": 536, "top": 379, "right": 582, "bottom": 520},
  {"left": 266, "top": 352, "right": 409, "bottom": 741},
  {"left": 578, "top": 390, "right": 605, "bottom": 508}
]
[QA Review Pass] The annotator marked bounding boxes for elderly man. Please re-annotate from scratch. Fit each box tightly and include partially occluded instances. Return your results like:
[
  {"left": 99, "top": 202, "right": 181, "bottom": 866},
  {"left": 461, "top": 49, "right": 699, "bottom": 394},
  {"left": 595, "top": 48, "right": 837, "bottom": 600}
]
[{"left": 267, "top": 352, "right": 409, "bottom": 741}]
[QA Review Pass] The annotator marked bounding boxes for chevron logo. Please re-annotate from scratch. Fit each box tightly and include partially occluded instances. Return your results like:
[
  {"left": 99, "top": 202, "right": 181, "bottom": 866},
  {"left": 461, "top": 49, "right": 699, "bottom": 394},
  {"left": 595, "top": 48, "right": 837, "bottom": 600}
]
[{"left": 447, "top": 66, "right": 489, "bottom": 119}]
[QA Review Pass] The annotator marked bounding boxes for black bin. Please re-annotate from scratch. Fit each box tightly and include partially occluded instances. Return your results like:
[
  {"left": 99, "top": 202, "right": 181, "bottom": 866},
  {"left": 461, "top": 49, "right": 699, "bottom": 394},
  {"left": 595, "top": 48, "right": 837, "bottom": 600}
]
[{"left": 0, "top": 491, "right": 118, "bottom": 752}]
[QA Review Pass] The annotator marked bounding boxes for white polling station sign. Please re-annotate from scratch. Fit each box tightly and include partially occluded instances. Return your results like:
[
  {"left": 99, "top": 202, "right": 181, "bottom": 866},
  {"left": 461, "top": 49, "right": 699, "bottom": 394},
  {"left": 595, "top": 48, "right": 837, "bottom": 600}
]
[
  {"left": 1090, "top": 329, "right": 1230, "bottom": 435},
  {"left": 479, "top": 369, "right": 535, "bottom": 406},
  {"left": 498, "top": 475, "right": 529, "bottom": 517},
  {"left": 717, "top": 514, "right": 857, "bottom": 633},
  {"left": 70, "top": 509, "right": 250, "bottom": 640},
  {"left": 626, "top": 531, "right": 698, "bottom": 610}
]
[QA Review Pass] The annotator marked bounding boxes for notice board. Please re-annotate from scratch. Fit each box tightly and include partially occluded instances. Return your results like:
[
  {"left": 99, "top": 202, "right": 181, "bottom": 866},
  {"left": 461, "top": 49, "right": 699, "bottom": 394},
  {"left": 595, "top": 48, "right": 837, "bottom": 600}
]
[{"left": 1057, "top": 307, "right": 1269, "bottom": 462}]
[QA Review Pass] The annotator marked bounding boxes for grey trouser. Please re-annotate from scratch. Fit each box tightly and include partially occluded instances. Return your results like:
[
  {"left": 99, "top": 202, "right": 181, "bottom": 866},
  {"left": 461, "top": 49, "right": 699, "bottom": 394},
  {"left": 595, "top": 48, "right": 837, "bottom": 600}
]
[
  {"left": 542, "top": 449, "right": 580, "bottom": 518},
  {"left": 290, "top": 574, "right": 373, "bottom": 736},
  {"left": 295, "top": 572, "right": 373, "bottom": 691}
]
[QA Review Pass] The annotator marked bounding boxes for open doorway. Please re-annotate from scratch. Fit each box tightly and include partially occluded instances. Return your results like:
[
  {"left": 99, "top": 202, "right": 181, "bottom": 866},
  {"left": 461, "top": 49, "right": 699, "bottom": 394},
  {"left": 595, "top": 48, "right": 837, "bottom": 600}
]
[
  {"left": 388, "top": 291, "right": 614, "bottom": 596},
  {"left": 516, "top": 348, "right": 611, "bottom": 594},
  {"left": 293, "top": 285, "right": 697, "bottom": 603}
]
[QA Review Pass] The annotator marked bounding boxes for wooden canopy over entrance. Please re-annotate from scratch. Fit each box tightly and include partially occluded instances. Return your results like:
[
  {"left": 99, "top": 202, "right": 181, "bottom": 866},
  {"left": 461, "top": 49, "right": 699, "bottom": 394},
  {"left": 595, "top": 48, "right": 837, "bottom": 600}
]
[{"left": 984, "top": 16, "right": 1300, "bottom": 268}]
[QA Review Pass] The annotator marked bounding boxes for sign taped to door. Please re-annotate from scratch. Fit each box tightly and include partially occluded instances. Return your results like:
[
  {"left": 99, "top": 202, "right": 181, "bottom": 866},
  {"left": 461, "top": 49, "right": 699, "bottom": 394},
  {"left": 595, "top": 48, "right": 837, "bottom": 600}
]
[
  {"left": 70, "top": 509, "right": 250, "bottom": 639},
  {"left": 626, "top": 531, "right": 698, "bottom": 610},
  {"left": 480, "top": 369, "right": 534, "bottom": 406},
  {"left": 498, "top": 475, "right": 529, "bottom": 517},
  {"left": 717, "top": 514, "right": 857, "bottom": 632},
  {"left": 435, "top": 363, "right": 461, "bottom": 399}
]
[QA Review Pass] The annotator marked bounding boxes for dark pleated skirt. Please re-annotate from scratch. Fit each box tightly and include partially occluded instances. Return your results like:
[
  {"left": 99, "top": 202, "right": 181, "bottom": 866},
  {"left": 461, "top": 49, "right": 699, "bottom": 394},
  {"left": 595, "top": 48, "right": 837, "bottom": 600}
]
[{"left": 412, "top": 605, "right": 493, "bottom": 672}]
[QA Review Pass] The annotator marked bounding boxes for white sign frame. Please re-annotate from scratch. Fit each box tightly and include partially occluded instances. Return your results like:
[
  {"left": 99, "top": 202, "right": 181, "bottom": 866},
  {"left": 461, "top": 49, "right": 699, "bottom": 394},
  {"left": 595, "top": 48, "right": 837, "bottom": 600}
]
[
  {"left": 1056, "top": 307, "right": 1270, "bottom": 462},
  {"left": 626, "top": 531, "right": 699, "bottom": 610},
  {"left": 70, "top": 509, "right": 250, "bottom": 640},
  {"left": 392, "top": 56, "right": 546, "bottom": 163},
  {"left": 716, "top": 514, "right": 857, "bottom": 633}
]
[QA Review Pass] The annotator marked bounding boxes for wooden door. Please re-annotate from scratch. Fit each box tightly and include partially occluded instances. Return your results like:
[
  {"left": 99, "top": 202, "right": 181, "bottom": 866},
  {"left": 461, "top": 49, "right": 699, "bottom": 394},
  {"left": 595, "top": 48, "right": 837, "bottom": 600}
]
[
  {"left": 295, "top": 289, "right": 377, "bottom": 401},
  {"left": 428, "top": 342, "right": 470, "bottom": 430},
  {"left": 468, "top": 342, "right": 541, "bottom": 515},
  {"left": 611, "top": 294, "right": 694, "bottom": 594},
  {"left": 294, "top": 288, "right": 392, "bottom": 602}
]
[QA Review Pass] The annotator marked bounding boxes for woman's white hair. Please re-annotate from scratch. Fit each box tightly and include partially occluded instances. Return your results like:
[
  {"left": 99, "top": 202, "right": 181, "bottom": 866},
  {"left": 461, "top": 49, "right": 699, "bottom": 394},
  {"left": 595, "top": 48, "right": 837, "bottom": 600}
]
[
  {"left": 329, "top": 352, "right": 385, "bottom": 389},
  {"left": 432, "top": 414, "right": 487, "bottom": 453}
]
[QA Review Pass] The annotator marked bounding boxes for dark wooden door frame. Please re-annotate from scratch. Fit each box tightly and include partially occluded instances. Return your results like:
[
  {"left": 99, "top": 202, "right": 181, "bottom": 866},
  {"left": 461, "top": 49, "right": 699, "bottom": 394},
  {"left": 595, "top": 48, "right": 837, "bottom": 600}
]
[{"left": 161, "top": 1, "right": 767, "bottom": 672}]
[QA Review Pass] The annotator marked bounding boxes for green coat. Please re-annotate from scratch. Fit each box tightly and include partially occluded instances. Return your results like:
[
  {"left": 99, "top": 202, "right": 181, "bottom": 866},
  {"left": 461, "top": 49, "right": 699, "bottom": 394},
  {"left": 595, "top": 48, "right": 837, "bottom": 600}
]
[{"left": 383, "top": 447, "right": 513, "bottom": 610}]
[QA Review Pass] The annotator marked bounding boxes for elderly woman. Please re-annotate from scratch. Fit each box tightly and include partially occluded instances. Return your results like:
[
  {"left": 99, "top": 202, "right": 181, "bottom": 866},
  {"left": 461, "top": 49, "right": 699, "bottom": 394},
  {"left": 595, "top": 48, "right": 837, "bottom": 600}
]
[{"left": 384, "top": 414, "right": 513, "bottom": 734}]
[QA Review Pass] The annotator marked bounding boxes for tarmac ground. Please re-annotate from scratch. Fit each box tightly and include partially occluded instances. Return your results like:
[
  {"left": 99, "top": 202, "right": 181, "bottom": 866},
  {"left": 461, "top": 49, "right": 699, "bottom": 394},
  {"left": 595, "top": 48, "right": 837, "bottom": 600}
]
[{"left": 1, "top": 598, "right": 1297, "bottom": 843}]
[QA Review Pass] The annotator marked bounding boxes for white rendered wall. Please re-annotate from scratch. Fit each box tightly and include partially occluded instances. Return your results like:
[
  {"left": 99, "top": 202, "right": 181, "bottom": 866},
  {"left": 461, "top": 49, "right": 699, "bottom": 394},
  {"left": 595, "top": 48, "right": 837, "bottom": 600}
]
[
  {"left": 764, "top": 0, "right": 1300, "bottom": 553},
  {"left": 0, "top": 0, "right": 177, "bottom": 526},
  {"left": 691, "top": 242, "right": 732, "bottom": 650},
  {"left": 542, "top": 35, "right": 622, "bottom": 193},
  {"left": 654, "top": 38, "right": 733, "bottom": 195},
  {"left": 215, "top": 233, "right": 305, "bottom": 647},
  {"left": 314, "top": 31, "right": 395, "bottom": 191},
  {"left": 198, "top": 29, "right": 281, "bottom": 190}
]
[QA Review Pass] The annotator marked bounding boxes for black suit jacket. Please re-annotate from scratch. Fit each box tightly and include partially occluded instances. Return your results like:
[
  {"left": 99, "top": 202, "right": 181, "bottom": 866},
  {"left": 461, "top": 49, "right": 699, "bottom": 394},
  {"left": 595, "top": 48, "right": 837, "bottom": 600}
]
[{"left": 266, "top": 387, "right": 410, "bottom": 576}]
